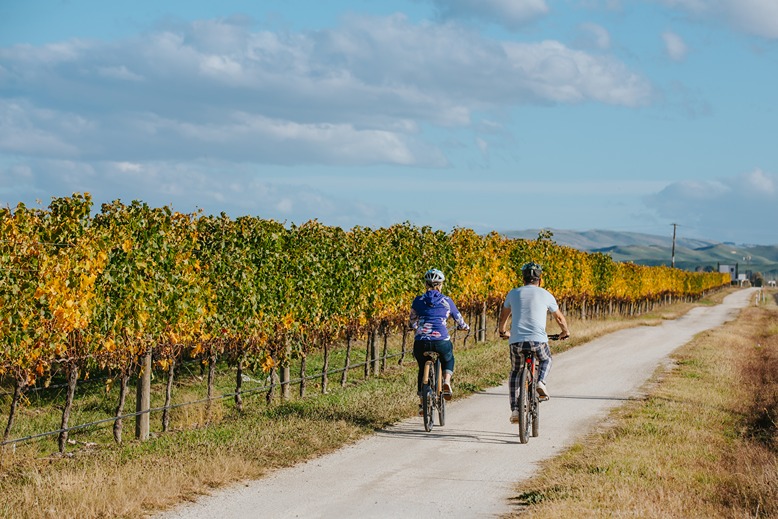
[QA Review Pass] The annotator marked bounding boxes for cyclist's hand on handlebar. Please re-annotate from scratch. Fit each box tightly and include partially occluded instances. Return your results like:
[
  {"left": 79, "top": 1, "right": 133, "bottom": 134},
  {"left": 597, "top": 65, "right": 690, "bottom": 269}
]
[{"left": 498, "top": 330, "right": 510, "bottom": 340}]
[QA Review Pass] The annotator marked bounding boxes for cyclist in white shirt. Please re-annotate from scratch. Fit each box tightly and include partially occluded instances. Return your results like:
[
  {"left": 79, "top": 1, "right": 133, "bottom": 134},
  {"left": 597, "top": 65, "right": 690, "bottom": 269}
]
[{"left": 497, "top": 262, "right": 569, "bottom": 423}]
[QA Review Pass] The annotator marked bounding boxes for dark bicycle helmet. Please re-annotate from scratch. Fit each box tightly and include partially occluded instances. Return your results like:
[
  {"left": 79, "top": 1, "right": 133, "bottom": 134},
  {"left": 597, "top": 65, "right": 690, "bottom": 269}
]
[
  {"left": 521, "top": 261, "right": 543, "bottom": 282},
  {"left": 424, "top": 268, "right": 445, "bottom": 284}
]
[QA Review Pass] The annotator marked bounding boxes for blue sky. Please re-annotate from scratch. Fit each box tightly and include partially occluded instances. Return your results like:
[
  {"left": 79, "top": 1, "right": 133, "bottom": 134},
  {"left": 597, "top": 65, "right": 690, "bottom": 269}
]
[{"left": 1, "top": 0, "right": 776, "bottom": 245}]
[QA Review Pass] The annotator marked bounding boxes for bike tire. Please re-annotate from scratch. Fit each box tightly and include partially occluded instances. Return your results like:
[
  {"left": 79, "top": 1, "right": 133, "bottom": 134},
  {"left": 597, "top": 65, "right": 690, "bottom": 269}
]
[
  {"left": 422, "top": 386, "right": 434, "bottom": 432},
  {"left": 518, "top": 367, "right": 530, "bottom": 444},
  {"left": 531, "top": 374, "right": 540, "bottom": 438},
  {"left": 423, "top": 363, "right": 435, "bottom": 432}
]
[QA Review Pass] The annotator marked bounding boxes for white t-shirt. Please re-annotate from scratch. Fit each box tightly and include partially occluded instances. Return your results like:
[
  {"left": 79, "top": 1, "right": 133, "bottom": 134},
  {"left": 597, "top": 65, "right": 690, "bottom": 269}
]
[{"left": 503, "top": 285, "right": 559, "bottom": 342}]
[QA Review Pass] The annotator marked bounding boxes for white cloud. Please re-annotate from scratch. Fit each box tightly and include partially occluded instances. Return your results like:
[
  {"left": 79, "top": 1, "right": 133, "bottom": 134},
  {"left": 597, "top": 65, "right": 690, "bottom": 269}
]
[
  {"left": 97, "top": 65, "right": 144, "bottom": 81},
  {"left": 0, "top": 158, "right": 401, "bottom": 228},
  {"left": 0, "top": 15, "right": 652, "bottom": 167},
  {"left": 574, "top": 23, "right": 612, "bottom": 50},
  {"left": 662, "top": 31, "right": 688, "bottom": 61},
  {"left": 657, "top": 0, "right": 778, "bottom": 39},
  {"left": 723, "top": 0, "right": 778, "bottom": 39},
  {"left": 428, "top": 0, "right": 549, "bottom": 30},
  {"left": 502, "top": 40, "right": 652, "bottom": 106},
  {"left": 644, "top": 169, "right": 778, "bottom": 243}
]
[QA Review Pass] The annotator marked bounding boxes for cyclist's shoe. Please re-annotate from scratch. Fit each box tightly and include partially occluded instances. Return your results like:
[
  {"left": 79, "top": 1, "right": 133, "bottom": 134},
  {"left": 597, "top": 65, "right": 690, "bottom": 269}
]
[
  {"left": 510, "top": 410, "right": 519, "bottom": 423},
  {"left": 418, "top": 404, "right": 424, "bottom": 416},
  {"left": 537, "top": 380, "right": 549, "bottom": 400},
  {"left": 442, "top": 382, "right": 453, "bottom": 401}
]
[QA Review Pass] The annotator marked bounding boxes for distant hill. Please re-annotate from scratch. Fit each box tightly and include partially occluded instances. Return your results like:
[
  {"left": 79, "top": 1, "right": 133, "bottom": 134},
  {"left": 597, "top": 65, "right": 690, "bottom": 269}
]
[{"left": 503, "top": 229, "right": 778, "bottom": 278}]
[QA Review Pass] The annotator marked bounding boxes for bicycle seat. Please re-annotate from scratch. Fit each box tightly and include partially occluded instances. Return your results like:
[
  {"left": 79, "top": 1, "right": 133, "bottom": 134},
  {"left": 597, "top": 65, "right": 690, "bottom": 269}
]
[{"left": 422, "top": 351, "right": 439, "bottom": 358}]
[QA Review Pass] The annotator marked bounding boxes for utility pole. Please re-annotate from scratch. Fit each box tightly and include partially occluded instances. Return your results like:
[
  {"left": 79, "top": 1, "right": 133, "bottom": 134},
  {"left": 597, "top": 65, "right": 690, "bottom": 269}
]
[{"left": 671, "top": 223, "right": 677, "bottom": 268}]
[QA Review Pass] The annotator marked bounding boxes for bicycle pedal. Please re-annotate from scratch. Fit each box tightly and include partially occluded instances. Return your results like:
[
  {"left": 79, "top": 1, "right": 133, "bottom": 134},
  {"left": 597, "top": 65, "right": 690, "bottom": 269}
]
[{"left": 538, "top": 395, "right": 550, "bottom": 402}]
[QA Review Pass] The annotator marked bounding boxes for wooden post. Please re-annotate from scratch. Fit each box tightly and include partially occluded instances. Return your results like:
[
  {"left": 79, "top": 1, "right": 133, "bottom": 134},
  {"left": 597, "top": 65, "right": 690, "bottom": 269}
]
[
  {"left": 321, "top": 341, "right": 330, "bottom": 394},
  {"left": 370, "top": 330, "right": 379, "bottom": 376},
  {"left": 280, "top": 363, "right": 290, "bottom": 401},
  {"left": 364, "top": 331, "right": 371, "bottom": 379},
  {"left": 135, "top": 347, "right": 151, "bottom": 441},
  {"left": 478, "top": 302, "right": 487, "bottom": 342},
  {"left": 380, "top": 329, "right": 388, "bottom": 373},
  {"left": 299, "top": 354, "right": 307, "bottom": 398},
  {"left": 235, "top": 359, "right": 244, "bottom": 413},
  {"left": 281, "top": 341, "right": 291, "bottom": 401}
]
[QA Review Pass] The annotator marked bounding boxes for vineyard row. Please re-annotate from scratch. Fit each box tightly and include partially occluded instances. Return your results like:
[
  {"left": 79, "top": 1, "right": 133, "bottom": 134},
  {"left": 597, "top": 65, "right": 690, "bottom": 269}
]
[{"left": 1, "top": 194, "right": 730, "bottom": 449}]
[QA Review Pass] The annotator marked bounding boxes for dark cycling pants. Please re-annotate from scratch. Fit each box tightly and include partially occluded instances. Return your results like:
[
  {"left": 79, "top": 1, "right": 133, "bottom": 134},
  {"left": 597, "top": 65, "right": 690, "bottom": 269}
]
[{"left": 413, "top": 340, "right": 454, "bottom": 394}]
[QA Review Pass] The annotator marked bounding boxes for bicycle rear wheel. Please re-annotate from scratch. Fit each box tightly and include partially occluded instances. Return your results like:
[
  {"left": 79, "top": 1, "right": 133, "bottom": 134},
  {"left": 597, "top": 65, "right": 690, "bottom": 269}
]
[
  {"left": 531, "top": 375, "right": 540, "bottom": 438},
  {"left": 517, "top": 367, "right": 530, "bottom": 444}
]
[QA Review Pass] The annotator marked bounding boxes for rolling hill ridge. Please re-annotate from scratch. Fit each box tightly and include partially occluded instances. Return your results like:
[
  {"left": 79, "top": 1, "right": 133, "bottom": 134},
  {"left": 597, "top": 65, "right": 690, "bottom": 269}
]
[{"left": 503, "top": 229, "right": 778, "bottom": 278}]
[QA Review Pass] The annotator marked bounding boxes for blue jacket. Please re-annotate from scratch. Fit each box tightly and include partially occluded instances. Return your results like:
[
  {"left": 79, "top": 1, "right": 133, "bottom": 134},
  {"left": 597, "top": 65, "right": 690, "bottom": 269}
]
[{"left": 409, "top": 289, "right": 469, "bottom": 341}]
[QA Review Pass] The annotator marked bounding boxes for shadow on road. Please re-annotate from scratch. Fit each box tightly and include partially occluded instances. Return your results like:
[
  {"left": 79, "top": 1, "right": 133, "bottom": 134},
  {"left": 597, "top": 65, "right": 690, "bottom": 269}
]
[
  {"left": 376, "top": 421, "right": 523, "bottom": 445},
  {"left": 472, "top": 389, "right": 641, "bottom": 402},
  {"left": 551, "top": 394, "right": 641, "bottom": 402}
]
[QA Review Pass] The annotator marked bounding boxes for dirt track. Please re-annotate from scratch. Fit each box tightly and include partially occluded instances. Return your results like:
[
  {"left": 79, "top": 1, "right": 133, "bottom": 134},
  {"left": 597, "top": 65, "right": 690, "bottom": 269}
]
[{"left": 158, "top": 288, "right": 755, "bottom": 519}]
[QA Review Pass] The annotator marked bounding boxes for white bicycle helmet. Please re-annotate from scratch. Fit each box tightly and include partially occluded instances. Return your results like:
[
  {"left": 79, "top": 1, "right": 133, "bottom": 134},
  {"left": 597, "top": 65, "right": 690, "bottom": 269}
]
[{"left": 424, "top": 268, "right": 445, "bottom": 284}]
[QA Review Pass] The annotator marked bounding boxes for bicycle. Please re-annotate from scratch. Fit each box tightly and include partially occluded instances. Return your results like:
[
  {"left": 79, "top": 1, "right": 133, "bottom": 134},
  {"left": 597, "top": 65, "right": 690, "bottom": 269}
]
[
  {"left": 512, "top": 334, "right": 563, "bottom": 444},
  {"left": 420, "top": 351, "right": 446, "bottom": 432}
]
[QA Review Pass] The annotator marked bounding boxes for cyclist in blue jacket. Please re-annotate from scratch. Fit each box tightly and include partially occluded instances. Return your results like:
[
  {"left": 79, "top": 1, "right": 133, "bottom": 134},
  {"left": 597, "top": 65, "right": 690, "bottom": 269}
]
[{"left": 409, "top": 269, "right": 469, "bottom": 412}]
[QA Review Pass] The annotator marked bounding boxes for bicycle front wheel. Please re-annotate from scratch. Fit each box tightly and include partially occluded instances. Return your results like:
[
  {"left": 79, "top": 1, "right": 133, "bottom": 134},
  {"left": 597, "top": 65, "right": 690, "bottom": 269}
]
[
  {"left": 436, "top": 361, "right": 446, "bottom": 426},
  {"left": 517, "top": 367, "right": 530, "bottom": 444}
]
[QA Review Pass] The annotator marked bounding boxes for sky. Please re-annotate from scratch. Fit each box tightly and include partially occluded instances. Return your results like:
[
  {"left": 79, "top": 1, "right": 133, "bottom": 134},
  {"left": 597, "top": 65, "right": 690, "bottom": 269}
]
[{"left": 1, "top": 0, "right": 777, "bottom": 245}]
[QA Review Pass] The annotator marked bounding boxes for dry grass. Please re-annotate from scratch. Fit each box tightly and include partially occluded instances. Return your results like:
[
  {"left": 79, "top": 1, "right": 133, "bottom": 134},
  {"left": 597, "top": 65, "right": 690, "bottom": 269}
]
[
  {"left": 506, "top": 289, "right": 778, "bottom": 518},
  {"left": 0, "top": 287, "right": 739, "bottom": 518}
]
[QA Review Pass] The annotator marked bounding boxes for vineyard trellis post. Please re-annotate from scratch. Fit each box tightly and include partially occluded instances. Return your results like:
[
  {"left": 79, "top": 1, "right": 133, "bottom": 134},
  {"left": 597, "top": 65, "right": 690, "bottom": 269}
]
[
  {"left": 135, "top": 347, "right": 151, "bottom": 441},
  {"left": 281, "top": 340, "right": 291, "bottom": 401},
  {"left": 321, "top": 340, "right": 330, "bottom": 394},
  {"left": 370, "top": 329, "right": 379, "bottom": 376},
  {"left": 380, "top": 325, "right": 389, "bottom": 373},
  {"left": 299, "top": 353, "right": 307, "bottom": 398},
  {"left": 235, "top": 357, "right": 244, "bottom": 413}
]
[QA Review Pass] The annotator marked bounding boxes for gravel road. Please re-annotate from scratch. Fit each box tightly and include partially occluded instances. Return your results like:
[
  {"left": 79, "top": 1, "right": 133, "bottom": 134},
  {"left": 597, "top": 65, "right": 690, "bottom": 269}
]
[{"left": 158, "top": 288, "right": 755, "bottom": 519}]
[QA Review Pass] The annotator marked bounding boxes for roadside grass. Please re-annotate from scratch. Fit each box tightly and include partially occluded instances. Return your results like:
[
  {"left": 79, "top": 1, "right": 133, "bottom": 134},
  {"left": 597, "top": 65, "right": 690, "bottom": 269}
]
[
  {"left": 0, "top": 287, "right": 736, "bottom": 519},
  {"left": 506, "top": 288, "right": 777, "bottom": 518}
]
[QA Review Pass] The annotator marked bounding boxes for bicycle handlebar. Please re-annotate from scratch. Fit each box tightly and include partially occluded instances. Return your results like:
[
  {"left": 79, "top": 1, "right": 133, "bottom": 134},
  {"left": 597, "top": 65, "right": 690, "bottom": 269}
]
[{"left": 499, "top": 332, "right": 569, "bottom": 341}]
